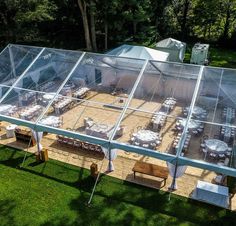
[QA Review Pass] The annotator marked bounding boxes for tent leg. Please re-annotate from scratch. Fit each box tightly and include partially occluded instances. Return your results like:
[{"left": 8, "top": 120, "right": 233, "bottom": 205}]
[
  {"left": 169, "top": 162, "right": 178, "bottom": 192},
  {"left": 20, "top": 135, "right": 33, "bottom": 168},
  {"left": 36, "top": 131, "right": 41, "bottom": 154}
]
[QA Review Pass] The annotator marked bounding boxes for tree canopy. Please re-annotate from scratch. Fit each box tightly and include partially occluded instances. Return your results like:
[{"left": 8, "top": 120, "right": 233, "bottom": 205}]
[{"left": 0, "top": 0, "right": 235, "bottom": 51}]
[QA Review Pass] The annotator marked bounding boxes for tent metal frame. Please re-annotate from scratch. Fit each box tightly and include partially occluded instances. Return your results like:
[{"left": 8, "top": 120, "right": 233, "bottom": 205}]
[{"left": 1, "top": 44, "right": 236, "bottom": 204}]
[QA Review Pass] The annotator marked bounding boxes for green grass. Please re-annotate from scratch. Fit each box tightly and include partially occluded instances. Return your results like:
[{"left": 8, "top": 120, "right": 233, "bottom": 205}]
[
  {"left": 0, "top": 145, "right": 236, "bottom": 226},
  {"left": 184, "top": 46, "right": 236, "bottom": 68}
]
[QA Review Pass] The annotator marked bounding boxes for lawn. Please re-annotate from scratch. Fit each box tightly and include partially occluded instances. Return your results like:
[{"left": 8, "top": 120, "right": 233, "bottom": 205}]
[
  {"left": 184, "top": 46, "right": 236, "bottom": 68},
  {"left": 0, "top": 145, "right": 236, "bottom": 226}
]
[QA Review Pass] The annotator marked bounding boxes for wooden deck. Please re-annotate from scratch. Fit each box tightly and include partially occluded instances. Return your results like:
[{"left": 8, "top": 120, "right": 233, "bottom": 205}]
[
  {"left": 0, "top": 130, "right": 236, "bottom": 211},
  {"left": 0, "top": 92, "right": 236, "bottom": 210}
]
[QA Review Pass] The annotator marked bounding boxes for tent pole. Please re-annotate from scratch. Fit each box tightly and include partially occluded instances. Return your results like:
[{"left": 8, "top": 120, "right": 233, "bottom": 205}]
[
  {"left": 168, "top": 160, "right": 179, "bottom": 201},
  {"left": 9, "top": 45, "right": 17, "bottom": 79},
  {"left": 171, "top": 161, "right": 178, "bottom": 190},
  {"left": 20, "top": 135, "right": 33, "bottom": 168},
  {"left": 35, "top": 131, "right": 41, "bottom": 154},
  {"left": 209, "top": 69, "right": 223, "bottom": 136},
  {"left": 108, "top": 148, "right": 112, "bottom": 172}
]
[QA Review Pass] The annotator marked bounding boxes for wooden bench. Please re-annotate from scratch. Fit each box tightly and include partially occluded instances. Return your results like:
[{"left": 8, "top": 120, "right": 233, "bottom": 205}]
[{"left": 132, "top": 161, "right": 168, "bottom": 187}]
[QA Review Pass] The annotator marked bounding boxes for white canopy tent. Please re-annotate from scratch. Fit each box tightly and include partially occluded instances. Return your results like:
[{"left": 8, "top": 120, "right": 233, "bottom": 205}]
[
  {"left": 155, "top": 38, "right": 186, "bottom": 63},
  {"left": 107, "top": 44, "right": 169, "bottom": 62}
]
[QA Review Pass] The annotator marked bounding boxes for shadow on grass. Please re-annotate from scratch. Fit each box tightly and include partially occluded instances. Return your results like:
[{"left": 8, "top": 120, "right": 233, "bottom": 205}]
[
  {"left": 0, "top": 148, "right": 95, "bottom": 194},
  {"left": 1, "top": 147, "right": 236, "bottom": 226},
  {"left": 0, "top": 200, "right": 17, "bottom": 226}
]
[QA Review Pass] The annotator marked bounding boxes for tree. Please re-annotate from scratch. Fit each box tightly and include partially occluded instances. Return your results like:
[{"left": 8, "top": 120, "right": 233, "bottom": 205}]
[
  {"left": 0, "top": 0, "right": 57, "bottom": 45},
  {"left": 219, "top": 0, "right": 236, "bottom": 42},
  {"left": 77, "top": 0, "right": 92, "bottom": 51},
  {"left": 171, "top": 0, "right": 192, "bottom": 40},
  {"left": 193, "top": 0, "right": 221, "bottom": 40}
]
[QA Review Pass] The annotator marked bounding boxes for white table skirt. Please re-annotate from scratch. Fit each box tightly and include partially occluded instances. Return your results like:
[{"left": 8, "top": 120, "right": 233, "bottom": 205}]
[
  {"left": 205, "top": 139, "right": 228, "bottom": 153},
  {"left": 192, "top": 180, "right": 229, "bottom": 208}
]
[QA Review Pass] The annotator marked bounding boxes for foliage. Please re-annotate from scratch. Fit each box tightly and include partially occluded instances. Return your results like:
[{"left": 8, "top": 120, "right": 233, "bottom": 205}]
[
  {"left": 0, "top": 0, "right": 57, "bottom": 45},
  {"left": 0, "top": 146, "right": 236, "bottom": 226},
  {"left": 0, "top": 0, "right": 236, "bottom": 52}
]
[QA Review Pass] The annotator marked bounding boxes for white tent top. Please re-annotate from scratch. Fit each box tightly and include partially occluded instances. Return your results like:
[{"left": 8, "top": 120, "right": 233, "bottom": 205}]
[
  {"left": 107, "top": 44, "right": 169, "bottom": 61},
  {"left": 156, "top": 38, "right": 185, "bottom": 50},
  {"left": 0, "top": 44, "right": 236, "bottom": 178}
]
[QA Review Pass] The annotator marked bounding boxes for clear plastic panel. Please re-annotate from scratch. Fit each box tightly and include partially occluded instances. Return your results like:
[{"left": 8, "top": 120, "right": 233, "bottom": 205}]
[
  {"left": 112, "top": 108, "right": 179, "bottom": 156},
  {"left": 0, "top": 88, "right": 52, "bottom": 122},
  {"left": 0, "top": 45, "right": 43, "bottom": 86},
  {"left": 151, "top": 61, "right": 201, "bottom": 78},
  {"left": 14, "top": 48, "right": 83, "bottom": 92},
  {"left": 59, "top": 53, "right": 146, "bottom": 105},
  {"left": 39, "top": 97, "right": 124, "bottom": 140},
  {"left": 0, "top": 85, "right": 11, "bottom": 99},
  {"left": 180, "top": 120, "right": 235, "bottom": 170},
  {"left": 128, "top": 61, "right": 201, "bottom": 119},
  {"left": 193, "top": 67, "right": 236, "bottom": 127}
]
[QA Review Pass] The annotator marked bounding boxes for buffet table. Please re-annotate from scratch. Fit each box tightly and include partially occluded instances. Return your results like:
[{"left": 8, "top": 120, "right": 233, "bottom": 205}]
[
  {"left": 54, "top": 98, "right": 74, "bottom": 114},
  {"left": 72, "top": 87, "right": 90, "bottom": 99},
  {"left": 223, "top": 107, "right": 235, "bottom": 123},
  {"left": 39, "top": 116, "right": 62, "bottom": 128},
  {"left": 85, "top": 123, "right": 114, "bottom": 139},
  {"left": 192, "top": 180, "right": 229, "bottom": 208},
  {"left": 221, "top": 126, "right": 235, "bottom": 143},
  {"left": 152, "top": 111, "right": 167, "bottom": 130},
  {"left": 19, "top": 105, "right": 43, "bottom": 120},
  {"left": 162, "top": 97, "right": 176, "bottom": 112},
  {"left": 84, "top": 118, "right": 123, "bottom": 139},
  {"left": 0, "top": 104, "right": 17, "bottom": 116}
]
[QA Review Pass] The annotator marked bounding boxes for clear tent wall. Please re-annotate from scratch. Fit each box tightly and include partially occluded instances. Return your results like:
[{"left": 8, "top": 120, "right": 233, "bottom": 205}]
[{"left": 0, "top": 44, "right": 236, "bottom": 178}]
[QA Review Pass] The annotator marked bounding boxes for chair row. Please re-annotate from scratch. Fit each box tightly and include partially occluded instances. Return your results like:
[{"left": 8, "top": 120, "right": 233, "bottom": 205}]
[{"left": 56, "top": 135, "right": 103, "bottom": 153}]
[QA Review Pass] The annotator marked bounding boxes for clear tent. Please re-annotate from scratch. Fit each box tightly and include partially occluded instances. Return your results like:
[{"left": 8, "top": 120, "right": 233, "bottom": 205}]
[{"left": 0, "top": 44, "right": 236, "bottom": 177}]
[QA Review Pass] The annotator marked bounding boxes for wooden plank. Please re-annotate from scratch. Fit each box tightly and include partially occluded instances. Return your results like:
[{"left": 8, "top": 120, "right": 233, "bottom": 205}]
[{"left": 132, "top": 161, "right": 168, "bottom": 179}]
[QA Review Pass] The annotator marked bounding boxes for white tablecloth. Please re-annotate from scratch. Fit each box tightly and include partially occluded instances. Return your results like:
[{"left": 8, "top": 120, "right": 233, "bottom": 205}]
[
  {"left": 85, "top": 123, "right": 114, "bottom": 139},
  {"left": 73, "top": 87, "right": 89, "bottom": 98},
  {"left": 0, "top": 104, "right": 17, "bottom": 115},
  {"left": 192, "top": 180, "right": 229, "bottom": 208},
  {"left": 152, "top": 111, "right": 167, "bottom": 129},
  {"left": 178, "top": 119, "right": 201, "bottom": 130},
  {"left": 134, "top": 129, "right": 159, "bottom": 144},
  {"left": 39, "top": 116, "right": 62, "bottom": 127},
  {"left": 205, "top": 139, "right": 228, "bottom": 153},
  {"left": 6, "top": 124, "right": 18, "bottom": 138},
  {"left": 224, "top": 107, "right": 235, "bottom": 123},
  {"left": 184, "top": 106, "right": 206, "bottom": 117},
  {"left": 43, "top": 93, "right": 56, "bottom": 100},
  {"left": 54, "top": 99, "right": 73, "bottom": 114},
  {"left": 19, "top": 105, "right": 42, "bottom": 120}
]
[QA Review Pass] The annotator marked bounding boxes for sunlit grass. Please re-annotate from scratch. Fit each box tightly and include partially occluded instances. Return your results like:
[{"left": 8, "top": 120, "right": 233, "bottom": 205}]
[{"left": 0, "top": 145, "right": 235, "bottom": 226}]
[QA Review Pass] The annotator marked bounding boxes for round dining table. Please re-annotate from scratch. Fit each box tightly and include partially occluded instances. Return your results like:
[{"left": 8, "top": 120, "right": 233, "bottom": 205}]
[
  {"left": 178, "top": 118, "right": 201, "bottom": 130},
  {"left": 133, "top": 129, "right": 160, "bottom": 144},
  {"left": 205, "top": 139, "right": 228, "bottom": 153},
  {"left": 185, "top": 106, "right": 206, "bottom": 116}
]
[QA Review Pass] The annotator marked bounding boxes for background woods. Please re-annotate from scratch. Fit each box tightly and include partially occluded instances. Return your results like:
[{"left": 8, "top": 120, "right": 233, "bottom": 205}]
[{"left": 0, "top": 0, "right": 236, "bottom": 51}]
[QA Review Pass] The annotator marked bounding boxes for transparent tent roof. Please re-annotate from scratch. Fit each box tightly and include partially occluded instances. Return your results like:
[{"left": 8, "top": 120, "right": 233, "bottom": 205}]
[{"left": 1, "top": 44, "right": 236, "bottom": 176}]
